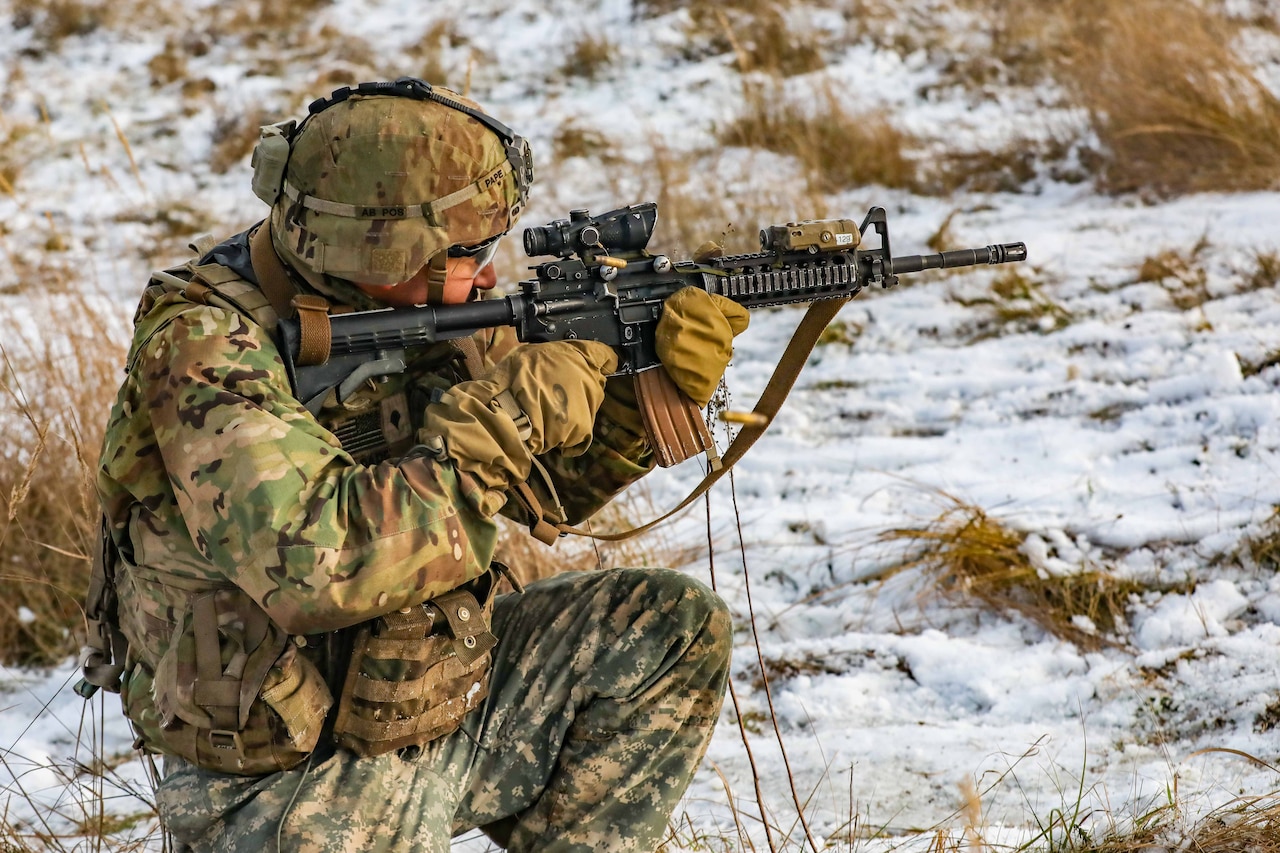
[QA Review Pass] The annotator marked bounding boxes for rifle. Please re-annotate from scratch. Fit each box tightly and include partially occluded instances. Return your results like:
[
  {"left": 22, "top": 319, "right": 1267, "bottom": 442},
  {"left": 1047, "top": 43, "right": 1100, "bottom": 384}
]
[{"left": 280, "top": 202, "right": 1025, "bottom": 473}]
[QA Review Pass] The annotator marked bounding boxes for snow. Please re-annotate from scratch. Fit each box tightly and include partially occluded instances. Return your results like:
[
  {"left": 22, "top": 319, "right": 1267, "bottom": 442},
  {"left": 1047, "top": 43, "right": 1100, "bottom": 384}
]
[{"left": 2, "top": 0, "right": 1279, "bottom": 849}]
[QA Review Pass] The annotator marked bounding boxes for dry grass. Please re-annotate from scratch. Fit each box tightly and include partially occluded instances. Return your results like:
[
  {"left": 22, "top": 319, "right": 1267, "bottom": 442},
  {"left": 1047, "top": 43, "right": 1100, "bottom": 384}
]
[
  {"left": 404, "top": 20, "right": 469, "bottom": 90},
  {"left": 10, "top": 0, "right": 180, "bottom": 50},
  {"left": 713, "top": 3, "right": 830, "bottom": 76},
  {"left": 0, "top": 114, "right": 40, "bottom": 198},
  {"left": 718, "top": 81, "right": 921, "bottom": 193},
  {"left": 877, "top": 496, "right": 1139, "bottom": 651},
  {"left": 629, "top": 138, "right": 830, "bottom": 257},
  {"left": 1241, "top": 508, "right": 1280, "bottom": 574},
  {"left": 1243, "top": 249, "right": 1280, "bottom": 292},
  {"left": 0, "top": 287, "right": 127, "bottom": 667},
  {"left": 1133, "top": 236, "right": 1213, "bottom": 311},
  {"left": 953, "top": 0, "right": 1280, "bottom": 196},
  {"left": 207, "top": 107, "right": 271, "bottom": 175},
  {"left": 1058, "top": 0, "right": 1280, "bottom": 196},
  {"left": 559, "top": 31, "right": 619, "bottom": 82},
  {"left": 11, "top": 0, "right": 117, "bottom": 47},
  {"left": 1028, "top": 792, "right": 1280, "bottom": 853},
  {"left": 636, "top": 0, "right": 830, "bottom": 75},
  {"left": 951, "top": 267, "right": 1072, "bottom": 340},
  {"left": 493, "top": 480, "right": 707, "bottom": 593},
  {"left": 550, "top": 121, "right": 618, "bottom": 163}
]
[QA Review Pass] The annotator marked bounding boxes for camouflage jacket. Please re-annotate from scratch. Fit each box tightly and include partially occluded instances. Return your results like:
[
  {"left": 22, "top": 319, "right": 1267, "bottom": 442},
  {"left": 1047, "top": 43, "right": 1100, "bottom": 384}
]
[{"left": 96, "top": 231, "right": 654, "bottom": 757}]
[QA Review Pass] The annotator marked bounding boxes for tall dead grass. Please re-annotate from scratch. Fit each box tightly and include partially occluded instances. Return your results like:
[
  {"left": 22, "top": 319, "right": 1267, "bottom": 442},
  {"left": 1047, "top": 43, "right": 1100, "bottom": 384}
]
[
  {"left": 1060, "top": 0, "right": 1280, "bottom": 196},
  {"left": 639, "top": 140, "right": 833, "bottom": 256},
  {"left": 958, "top": 0, "right": 1280, "bottom": 196},
  {"left": 0, "top": 282, "right": 127, "bottom": 666},
  {"left": 10, "top": 0, "right": 180, "bottom": 49},
  {"left": 1025, "top": 791, "right": 1280, "bottom": 853},
  {"left": 718, "top": 81, "right": 921, "bottom": 193},
  {"left": 877, "top": 495, "right": 1140, "bottom": 650}
]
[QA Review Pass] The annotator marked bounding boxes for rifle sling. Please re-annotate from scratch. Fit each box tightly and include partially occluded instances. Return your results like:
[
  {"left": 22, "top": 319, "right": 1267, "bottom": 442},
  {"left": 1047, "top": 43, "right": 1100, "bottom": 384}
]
[
  {"left": 558, "top": 295, "right": 848, "bottom": 542},
  {"left": 249, "top": 225, "right": 335, "bottom": 368},
  {"left": 249, "top": 225, "right": 298, "bottom": 320}
]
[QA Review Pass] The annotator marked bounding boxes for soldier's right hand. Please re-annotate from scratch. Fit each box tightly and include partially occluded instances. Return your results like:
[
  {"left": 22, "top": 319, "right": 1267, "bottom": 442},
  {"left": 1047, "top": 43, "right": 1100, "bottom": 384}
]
[{"left": 420, "top": 340, "right": 618, "bottom": 502}]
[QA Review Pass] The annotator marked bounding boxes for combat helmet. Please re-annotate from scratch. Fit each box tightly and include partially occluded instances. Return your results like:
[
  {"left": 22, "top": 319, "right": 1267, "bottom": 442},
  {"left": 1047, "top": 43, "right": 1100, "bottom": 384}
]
[{"left": 250, "top": 78, "right": 533, "bottom": 292}]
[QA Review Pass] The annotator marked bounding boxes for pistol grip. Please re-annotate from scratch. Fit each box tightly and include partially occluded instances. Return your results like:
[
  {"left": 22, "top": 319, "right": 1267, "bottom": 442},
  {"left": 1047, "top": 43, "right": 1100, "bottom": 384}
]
[{"left": 634, "top": 367, "right": 718, "bottom": 469}]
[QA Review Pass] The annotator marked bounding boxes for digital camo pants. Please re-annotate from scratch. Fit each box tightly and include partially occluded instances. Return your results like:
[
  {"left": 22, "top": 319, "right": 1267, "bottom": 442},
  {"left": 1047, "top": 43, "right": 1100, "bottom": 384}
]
[{"left": 156, "top": 567, "right": 733, "bottom": 852}]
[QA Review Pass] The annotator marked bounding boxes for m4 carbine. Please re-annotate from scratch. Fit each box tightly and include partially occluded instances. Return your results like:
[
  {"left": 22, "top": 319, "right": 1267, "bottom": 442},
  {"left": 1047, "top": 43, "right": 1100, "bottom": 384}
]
[{"left": 280, "top": 202, "right": 1026, "bottom": 468}]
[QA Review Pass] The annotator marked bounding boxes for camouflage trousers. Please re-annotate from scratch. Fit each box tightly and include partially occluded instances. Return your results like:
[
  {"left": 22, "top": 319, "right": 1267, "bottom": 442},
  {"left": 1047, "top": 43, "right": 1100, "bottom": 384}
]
[{"left": 155, "top": 567, "right": 732, "bottom": 852}]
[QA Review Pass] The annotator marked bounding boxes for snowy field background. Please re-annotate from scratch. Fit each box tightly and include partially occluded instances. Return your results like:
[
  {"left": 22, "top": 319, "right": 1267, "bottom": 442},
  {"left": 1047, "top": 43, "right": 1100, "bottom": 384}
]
[{"left": 1, "top": 0, "right": 1279, "bottom": 849}]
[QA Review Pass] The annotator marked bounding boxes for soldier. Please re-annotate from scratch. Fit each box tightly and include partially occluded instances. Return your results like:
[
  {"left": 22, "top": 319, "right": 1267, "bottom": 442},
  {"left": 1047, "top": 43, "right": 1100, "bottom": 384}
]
[{"left": 83, "top": 78, "right": 750, "bottom": 851}]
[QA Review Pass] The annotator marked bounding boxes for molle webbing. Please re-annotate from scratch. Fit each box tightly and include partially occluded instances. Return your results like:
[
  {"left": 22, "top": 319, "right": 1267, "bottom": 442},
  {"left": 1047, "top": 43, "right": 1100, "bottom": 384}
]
[{"left": 333, "top": 573, "right": 498, "bottom": 758}]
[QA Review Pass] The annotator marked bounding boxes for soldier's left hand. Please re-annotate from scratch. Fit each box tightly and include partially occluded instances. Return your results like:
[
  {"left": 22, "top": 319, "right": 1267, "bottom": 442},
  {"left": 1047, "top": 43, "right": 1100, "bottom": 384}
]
[{"left": 654, "top": 287, "right": 750, "bottom": 406}]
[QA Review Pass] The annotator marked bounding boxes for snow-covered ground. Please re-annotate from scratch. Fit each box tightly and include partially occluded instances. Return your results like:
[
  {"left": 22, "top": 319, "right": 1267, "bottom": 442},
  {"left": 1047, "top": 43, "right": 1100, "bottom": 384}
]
[{"left": 2, "top": 0, "right": 1278, "bottom": 849}]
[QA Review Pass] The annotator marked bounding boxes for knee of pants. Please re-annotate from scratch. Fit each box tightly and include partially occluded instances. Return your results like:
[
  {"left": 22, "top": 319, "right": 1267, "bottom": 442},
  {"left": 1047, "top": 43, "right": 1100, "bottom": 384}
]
[{"left": 612, "top": 567, "right": 733, "bottom": 669}]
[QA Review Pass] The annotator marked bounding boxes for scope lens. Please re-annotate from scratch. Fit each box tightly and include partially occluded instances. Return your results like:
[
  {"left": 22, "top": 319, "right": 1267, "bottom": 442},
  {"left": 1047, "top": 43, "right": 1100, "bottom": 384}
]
[{"left": 523, "top": 227, "right": 548, "bottom": 257}]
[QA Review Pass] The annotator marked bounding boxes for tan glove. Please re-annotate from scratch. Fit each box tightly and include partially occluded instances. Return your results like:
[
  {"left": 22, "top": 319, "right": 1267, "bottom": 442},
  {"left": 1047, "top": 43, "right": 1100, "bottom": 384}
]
[
  {"left": 421, "top": 341, "right": 618, "bottom": 506},
  {"left": 654, "top": 287, "right": 750, "bottom": 407}
]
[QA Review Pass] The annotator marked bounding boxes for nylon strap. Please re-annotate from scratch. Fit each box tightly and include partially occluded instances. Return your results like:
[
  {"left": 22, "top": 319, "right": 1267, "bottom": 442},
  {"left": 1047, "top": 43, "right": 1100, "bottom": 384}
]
[
  {"left": 426, "top": 252, "right": 448, "bottom": 305},
  {"left": 449, "top": 332, "right": 487, "bottom": 382},
  {"left": 249, "top": 224, "right": 336, "bottom": 366},
  {"left": 559, "top": 296, "right": 849, "bottom": 542},
  {"left": 290, "top": 294, "right": 333, "bottom": 367},
  {"left": 249, "top": 224, "right": 302, "bottom": 320}
]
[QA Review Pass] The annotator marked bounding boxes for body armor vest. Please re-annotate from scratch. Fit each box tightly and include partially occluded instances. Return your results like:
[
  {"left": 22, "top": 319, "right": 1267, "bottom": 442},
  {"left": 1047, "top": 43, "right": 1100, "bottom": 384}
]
[{"left": 80, "top": 237, "right": 500, "bottom": 774}]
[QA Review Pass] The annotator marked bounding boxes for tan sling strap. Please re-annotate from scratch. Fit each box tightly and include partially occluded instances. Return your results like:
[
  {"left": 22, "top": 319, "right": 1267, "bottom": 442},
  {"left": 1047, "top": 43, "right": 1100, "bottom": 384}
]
[
  {"left": 559, "top": 295, "right": 849, "bottom": 543},
  {"left": 249, "top": 225, "right": 333, "bottom": 367},
  {"left": 449, "top": 334, "right": 488, "bottom": 383}
]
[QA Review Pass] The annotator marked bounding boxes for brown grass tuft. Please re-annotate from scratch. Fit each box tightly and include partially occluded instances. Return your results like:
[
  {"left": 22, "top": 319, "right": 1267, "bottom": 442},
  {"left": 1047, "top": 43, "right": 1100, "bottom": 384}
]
[
  {"left": 550, "top": 122, "right": 617, "bottom": 163},
  {"left": 956, "top": 0, "right": 1280, "bottom": 197},
  {"left": 11, "top": 0, "right": 180, "bottom": 51},
  {"left": 0, "top": 290, "right": 128, "bottom": 666},
  {"left": 637, "top": 0, "right": 829, "bottom": 75},
  {"left": 1036, "top": 792, "right": 1280, "bottom": 853},
  {"left": 714, "top": 4, "right": 829, "bottom": 76},
  {"left": 404, "top": 20, "right": 468, "bottom": 89},
  {"left": 1059, "top": 0, "right": 1280, "bottom": 196},
  {"left": 621, "top": 137, "right": 828, "bottom": 258},
  {"left": 208, "top": 107, "right": 272, "bottom": 175},
  {"left": 11, "top": 0, "right": 112, "bottom": 45},
  {"left": 950, "top": 266, "right": 1072, "bottom": 341},
  {"left": 1134, "top": 236, "right": 1213, "bottom": 310},
  {"left": 1244, "top": 249, "right": 1280, "bottom": 292},
  {"left": 718, "top": 81, "right": 920, "bottom": 193},
  {"left": 559, "top": 31, "right": 619, "bottom": 82},
  {"left": 0, "top": 111, "right": 41, "bottom": 198},
  {"left": 878, "top": 496, "right": 1138, "bottom": 650}
]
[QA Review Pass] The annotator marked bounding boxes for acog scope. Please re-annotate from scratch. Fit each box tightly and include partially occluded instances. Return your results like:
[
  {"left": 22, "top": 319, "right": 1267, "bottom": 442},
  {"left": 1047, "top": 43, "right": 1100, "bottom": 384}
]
[{"left": 524, "top": 202, "right": 658, "bottom": 258}]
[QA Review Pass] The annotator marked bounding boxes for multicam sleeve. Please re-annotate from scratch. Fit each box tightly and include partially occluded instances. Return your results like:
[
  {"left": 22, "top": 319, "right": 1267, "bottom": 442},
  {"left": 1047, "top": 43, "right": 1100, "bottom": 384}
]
[
  {"left": 478, "top": 327, "right": 655, "bottom": 526},
  {"left": 142, "top": 304, "right": 497, "bottom": 635}
]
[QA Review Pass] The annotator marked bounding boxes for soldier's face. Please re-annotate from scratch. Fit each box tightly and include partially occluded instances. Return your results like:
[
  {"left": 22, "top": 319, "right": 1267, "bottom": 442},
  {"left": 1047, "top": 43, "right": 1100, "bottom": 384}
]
[{"left": 354, "top": 256, "right": 497, "bottom": 308}]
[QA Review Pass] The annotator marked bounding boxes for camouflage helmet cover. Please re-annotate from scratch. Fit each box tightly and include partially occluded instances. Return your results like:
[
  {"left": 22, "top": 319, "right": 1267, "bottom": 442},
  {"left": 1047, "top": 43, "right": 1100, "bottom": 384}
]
[{"left": 270, "top": 86, "right": 529, "bottom": 287}]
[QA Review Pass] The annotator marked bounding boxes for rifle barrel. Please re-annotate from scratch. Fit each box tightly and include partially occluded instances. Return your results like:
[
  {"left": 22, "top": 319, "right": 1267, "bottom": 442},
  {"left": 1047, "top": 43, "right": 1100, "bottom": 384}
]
[{"left": 890, "top": 242, "right": 1027, "bottom": 275}]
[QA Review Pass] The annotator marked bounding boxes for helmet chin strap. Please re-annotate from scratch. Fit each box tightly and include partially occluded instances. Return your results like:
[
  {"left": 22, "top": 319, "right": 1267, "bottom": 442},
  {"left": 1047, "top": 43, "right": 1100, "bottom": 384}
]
[{"left": 426, "top": 251, "right": 449, "bottom": 305}]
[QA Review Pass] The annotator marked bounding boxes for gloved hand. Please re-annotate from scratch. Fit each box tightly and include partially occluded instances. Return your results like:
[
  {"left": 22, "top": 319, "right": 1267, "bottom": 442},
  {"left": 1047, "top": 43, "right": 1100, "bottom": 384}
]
[
  {"left": 654, "top": 287, "right": 750, "bottom": 407},
  {"left": 421, "top": 341, "right": 617, "bottom": 507}
]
